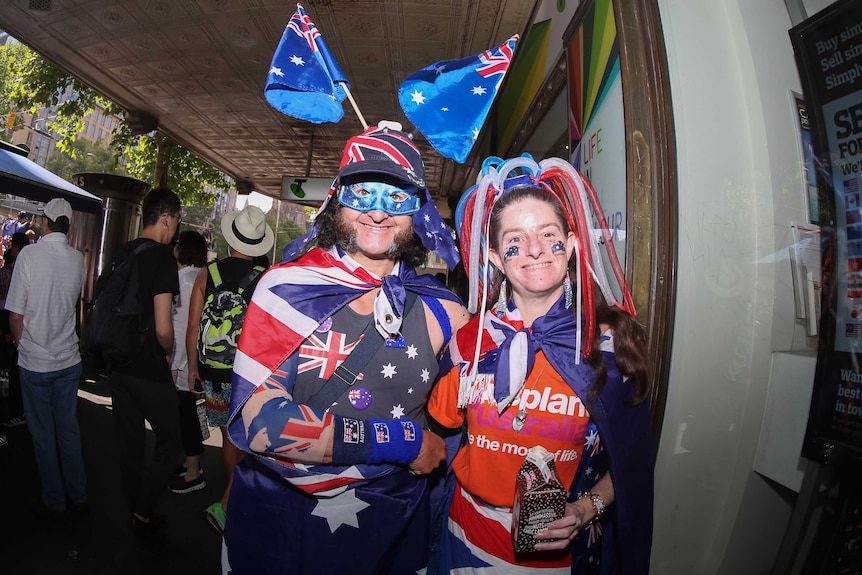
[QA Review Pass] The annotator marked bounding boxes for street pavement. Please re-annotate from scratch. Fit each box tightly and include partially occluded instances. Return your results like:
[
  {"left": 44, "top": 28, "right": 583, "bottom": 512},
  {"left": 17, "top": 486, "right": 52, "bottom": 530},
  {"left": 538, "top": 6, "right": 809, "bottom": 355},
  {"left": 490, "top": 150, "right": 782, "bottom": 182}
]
[{"left": 0, "top": 368, "right": 226, "bottom": 575}]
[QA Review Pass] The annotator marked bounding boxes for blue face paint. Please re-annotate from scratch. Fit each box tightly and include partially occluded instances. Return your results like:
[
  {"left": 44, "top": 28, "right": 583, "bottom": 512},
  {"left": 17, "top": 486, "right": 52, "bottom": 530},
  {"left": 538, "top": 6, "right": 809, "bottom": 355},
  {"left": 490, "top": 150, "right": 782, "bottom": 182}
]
[
  {"left": 551, "top": 240, "right": 566, "bottom": 254},
  {"left": 337, "top": 182, "right": 421, "bottom": 216},
  {"left": 503, "top": 246, "right": 519, "bottom": 262}
]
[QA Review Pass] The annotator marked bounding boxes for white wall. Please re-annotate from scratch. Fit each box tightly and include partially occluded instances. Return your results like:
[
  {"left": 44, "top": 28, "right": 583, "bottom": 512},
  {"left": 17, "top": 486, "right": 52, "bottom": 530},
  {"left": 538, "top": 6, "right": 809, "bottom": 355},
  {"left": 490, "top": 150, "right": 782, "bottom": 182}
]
[{"left": 651, "top": 0, "right": 825, "bottom": 572}]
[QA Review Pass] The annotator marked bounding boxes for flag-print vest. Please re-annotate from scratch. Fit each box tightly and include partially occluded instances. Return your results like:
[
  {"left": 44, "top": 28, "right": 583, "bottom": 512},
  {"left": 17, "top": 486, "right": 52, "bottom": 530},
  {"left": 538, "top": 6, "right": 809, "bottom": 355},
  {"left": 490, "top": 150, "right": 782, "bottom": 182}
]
[{"left": 291, "top": 296, "right": 438, "bottom": 427}]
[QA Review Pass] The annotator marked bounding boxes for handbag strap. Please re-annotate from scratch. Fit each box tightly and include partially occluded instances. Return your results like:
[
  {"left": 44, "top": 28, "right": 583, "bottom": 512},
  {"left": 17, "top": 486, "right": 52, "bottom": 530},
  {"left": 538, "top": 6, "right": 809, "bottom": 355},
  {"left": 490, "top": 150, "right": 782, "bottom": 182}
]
[{"left": 306, "top": 290, "right": 419, "bottom": 411}]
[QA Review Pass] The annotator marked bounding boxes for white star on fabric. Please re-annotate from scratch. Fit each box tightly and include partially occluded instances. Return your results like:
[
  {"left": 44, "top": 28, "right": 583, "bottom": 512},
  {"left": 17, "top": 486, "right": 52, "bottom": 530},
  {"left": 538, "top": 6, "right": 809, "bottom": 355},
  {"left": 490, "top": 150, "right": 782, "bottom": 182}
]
[
  {"left": 290, "top": 55, "right": 305, "bottom": 66},
  {"left": 435, "top": 64, "right": 447, "bottom": 75},
  {"left": 352, "top": 199, "right": 360, "bottom": 207},
  {"left": 406, "top": 345, "right": 418, "bottom": 359},
  {"left": 278, "top": 400, "right": 288, "bottom": 408},
  {"left": 441, "top": 107, "right": 449, "bottom": 112},
  {"left": 269, "top": 66, "right": 284, "bottom": 77},
  {"left": 585, "top": 465, "right": 594, "bottom": 477},
  {"left": 426, "top": 232, "right": 433, "bottom": 238},
  {"left": 471, "top": 86, "right": 487, "bottom": 95},
  {"left": 410, "top": 90, "right": 426, "bottom": 105},
  {"left": 420, "top": 368, "right": 430, "bottom": 383},
  {"left": 424, "top": 214, "right": 431, "bottom": 222},
  {"left": 381, "top": 363, "right": 397, "bottom": 378},
  {"left": 391, "top": 404, "right": 405, "bottom": 418},
  {"left": 407, "top": 387, "right": 414, "bottom": 394},
  {"left": 311, "top": 489, "right": 370, "bottom": 532},
  {"left": 585, "top": 429, "right": 599, "bottom": 450}
]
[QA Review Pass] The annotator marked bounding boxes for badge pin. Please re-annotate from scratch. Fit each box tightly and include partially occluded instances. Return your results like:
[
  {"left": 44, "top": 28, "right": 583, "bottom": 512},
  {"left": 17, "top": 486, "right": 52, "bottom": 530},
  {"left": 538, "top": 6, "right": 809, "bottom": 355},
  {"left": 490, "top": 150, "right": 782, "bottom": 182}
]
[
  {"left": 347, "top": 387, "right": 373, "bottom": 410},
  {"left": 316, "top": 316, "right": 333, "bottom": 333}
]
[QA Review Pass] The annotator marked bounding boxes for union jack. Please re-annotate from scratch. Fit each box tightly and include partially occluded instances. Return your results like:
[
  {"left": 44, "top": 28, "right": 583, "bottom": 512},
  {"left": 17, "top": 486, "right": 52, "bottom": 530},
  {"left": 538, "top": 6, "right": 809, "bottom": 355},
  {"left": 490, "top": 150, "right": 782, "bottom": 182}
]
[
  {"left": 374, "top": 422, "right": 390, "bottom": 443},
  {"left": 286, "top": 3, "right": 320, "bottom": 52},
  {"left": 343, "top": 132, "right": 416, "bottom": 173},
  {"left": 401, "top": 420, "right": 416, "bottom": 441},
  {"left": 298, "top": 331, "right": 361, "bottom": 379},
  {"left": 476, "top": 35, "right": 517, "bottom": 92}
]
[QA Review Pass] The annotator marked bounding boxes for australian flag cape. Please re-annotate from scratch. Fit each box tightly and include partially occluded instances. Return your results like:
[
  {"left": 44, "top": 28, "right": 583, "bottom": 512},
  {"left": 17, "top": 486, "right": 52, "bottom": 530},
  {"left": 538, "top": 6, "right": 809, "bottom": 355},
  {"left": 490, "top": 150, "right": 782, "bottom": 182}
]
[
  {"left": 228, "top": 246, "right": 462, "bottom": 495},
  {"left": 438, "top": 296, "right": 655, "bottom": 574}
]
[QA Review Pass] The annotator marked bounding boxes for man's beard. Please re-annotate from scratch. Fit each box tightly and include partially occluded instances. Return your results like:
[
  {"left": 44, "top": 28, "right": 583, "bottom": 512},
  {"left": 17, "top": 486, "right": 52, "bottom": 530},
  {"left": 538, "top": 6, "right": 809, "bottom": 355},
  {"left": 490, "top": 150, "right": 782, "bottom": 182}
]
[{"left": 335, "top": 213, "right": 415, "bottom": 261}]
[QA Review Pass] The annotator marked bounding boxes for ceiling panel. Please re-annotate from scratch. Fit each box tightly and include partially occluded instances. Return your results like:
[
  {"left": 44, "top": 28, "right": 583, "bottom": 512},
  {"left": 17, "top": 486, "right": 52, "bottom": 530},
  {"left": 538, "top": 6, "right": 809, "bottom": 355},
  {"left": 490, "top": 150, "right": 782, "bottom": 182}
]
[{"left": 0, "top": 0, "right": 534, "bottom": 201}]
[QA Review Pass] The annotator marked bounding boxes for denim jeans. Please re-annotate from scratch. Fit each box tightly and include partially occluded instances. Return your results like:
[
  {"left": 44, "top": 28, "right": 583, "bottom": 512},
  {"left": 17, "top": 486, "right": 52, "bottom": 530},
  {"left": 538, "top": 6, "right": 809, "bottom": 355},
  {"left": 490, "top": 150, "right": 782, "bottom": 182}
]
[{"left": 19, "top": 362, "right": 86, "bottom": 512}]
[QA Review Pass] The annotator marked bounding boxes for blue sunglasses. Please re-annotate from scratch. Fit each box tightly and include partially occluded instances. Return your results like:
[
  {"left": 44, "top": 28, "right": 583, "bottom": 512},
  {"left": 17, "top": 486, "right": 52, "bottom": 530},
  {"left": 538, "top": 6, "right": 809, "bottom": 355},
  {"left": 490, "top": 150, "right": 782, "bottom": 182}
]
[{"left": 337, "top": 182, "right": 421, "bottom": 216}]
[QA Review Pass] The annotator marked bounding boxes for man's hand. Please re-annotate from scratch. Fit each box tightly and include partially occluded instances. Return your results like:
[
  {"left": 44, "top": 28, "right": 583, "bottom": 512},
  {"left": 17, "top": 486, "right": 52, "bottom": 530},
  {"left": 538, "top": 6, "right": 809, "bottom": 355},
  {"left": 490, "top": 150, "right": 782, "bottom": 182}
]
[{"left": 408, "top": 430, "right": 446, "bottom": 475}]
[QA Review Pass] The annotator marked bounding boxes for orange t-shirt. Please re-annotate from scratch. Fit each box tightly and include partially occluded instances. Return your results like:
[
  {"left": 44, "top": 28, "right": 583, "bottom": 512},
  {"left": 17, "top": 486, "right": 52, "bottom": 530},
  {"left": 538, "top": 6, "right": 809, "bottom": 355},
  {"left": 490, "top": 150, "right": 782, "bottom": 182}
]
[{"left": 428, "top": 351, "right": 590, "bottom": 507}]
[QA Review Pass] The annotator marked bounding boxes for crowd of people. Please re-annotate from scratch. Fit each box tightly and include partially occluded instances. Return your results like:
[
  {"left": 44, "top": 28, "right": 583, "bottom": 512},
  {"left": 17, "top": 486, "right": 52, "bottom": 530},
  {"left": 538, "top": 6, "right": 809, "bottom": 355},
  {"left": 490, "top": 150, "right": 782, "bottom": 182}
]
[{"left": 3, "top": 121, "right": 655, "bottom": 574}]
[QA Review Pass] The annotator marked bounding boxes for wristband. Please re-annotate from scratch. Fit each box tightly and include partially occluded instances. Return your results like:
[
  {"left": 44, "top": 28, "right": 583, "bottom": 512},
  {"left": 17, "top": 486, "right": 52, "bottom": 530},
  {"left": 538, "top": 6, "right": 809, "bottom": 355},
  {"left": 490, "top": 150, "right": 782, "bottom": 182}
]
[
  {"left": 331, "top": 417, "right": 372, "bottom": 465},
  {"left": 331, "top": 417, "right": 424, "bottom": 466},
  {"left": 367, "top": 418, "right": 423, "bottom": 465}
]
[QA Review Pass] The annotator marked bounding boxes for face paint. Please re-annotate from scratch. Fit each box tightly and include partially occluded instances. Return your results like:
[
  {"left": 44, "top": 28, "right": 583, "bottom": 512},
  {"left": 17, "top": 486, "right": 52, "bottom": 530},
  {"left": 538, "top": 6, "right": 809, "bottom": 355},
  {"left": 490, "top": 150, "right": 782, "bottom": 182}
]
[
  {"left": 551, "top": 240, "right": 566, "bottom": 254},
  {"left": 503, "top": 246, "right": 519, "bottom": 262},
  {"left": 337, "top": 181, "right": 421, "bottom": 216}
]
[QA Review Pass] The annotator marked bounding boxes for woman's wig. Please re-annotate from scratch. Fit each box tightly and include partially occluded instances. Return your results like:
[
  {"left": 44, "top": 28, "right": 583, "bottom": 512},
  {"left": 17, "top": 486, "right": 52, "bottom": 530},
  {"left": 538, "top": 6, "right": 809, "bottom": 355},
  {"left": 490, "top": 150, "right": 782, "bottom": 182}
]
[{"left": 455, "top": 153, "right": 636, "bottom": 362}]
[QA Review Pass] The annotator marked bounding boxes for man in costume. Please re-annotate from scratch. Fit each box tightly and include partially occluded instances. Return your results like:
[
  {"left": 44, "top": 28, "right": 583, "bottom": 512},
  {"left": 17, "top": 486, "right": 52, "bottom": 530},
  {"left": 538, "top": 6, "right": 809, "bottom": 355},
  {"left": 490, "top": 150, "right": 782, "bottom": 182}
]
[{"left": 224, "top": 121, "right": 469, "bottom": 575}]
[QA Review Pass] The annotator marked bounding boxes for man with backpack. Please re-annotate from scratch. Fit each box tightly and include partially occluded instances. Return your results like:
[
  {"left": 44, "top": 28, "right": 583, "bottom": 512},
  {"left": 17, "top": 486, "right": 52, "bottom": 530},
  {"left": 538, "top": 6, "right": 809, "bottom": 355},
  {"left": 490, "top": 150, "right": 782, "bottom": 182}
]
[
  {"left": 5, "top": 198, "right": 86, "bottom": 521},
  {"left": 105, "top": 187, "right": 183, "bottom": 540},
  {"left": 184, "top": 204, "right": 273, "bottom": 534}
]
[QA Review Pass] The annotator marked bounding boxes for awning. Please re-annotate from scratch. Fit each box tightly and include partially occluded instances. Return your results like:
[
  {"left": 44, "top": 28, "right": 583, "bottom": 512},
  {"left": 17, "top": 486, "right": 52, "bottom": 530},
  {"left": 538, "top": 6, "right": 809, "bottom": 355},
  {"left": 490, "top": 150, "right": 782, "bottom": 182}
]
[{"left": 0, "top": 141, "right": 103, "bottom": 214}]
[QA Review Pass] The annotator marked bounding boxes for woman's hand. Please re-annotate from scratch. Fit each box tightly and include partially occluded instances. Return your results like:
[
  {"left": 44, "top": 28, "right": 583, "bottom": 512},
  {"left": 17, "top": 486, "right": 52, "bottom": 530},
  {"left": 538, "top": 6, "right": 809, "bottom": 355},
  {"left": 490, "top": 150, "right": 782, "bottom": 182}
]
[{"left": 534, "top": 499, "right": 594, "bottom": 551}]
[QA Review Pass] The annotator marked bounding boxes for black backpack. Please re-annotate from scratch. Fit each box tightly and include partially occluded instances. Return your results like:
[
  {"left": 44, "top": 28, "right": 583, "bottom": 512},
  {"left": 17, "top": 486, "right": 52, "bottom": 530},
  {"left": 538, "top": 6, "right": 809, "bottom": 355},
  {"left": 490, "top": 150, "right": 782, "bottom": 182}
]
[{"left": 85, "top": 241, "right": 158, "bottom": 366}]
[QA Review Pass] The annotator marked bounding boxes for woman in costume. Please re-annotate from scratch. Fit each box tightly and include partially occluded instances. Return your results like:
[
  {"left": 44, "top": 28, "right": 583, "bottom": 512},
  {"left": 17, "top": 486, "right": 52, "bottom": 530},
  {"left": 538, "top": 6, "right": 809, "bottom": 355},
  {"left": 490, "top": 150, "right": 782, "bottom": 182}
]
[{"left": 427, "top": 155, "right": 654, "bottom": 574}]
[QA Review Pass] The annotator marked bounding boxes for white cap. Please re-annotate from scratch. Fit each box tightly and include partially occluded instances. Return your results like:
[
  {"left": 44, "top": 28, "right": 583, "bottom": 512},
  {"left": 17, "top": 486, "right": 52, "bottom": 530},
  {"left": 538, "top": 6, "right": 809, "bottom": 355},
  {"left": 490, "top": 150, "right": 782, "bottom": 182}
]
[{"left": 43, "top": 198, "right": 72, "bottom": 222}]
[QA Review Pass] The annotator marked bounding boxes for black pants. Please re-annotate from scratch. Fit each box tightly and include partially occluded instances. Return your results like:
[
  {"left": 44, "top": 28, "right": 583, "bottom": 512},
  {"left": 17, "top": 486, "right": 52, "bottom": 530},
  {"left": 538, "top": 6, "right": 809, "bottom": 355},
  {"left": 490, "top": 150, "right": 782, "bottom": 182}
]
[
  {"left": 109, "top": 371, "right": 181, "bottom": 518},
  {"left": 0, "top": 310, "right": 23, "bottom": 421},
  {"left": 177, "top": 389, "right": 204, "bottom": 457}
]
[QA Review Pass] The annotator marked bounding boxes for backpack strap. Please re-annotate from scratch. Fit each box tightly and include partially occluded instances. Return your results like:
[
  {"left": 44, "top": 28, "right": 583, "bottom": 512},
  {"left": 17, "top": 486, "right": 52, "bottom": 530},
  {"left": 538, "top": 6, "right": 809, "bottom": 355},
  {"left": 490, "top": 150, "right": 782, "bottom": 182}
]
[
  {"left": 208, "top": 261, "right": 222, "bottom": 289},
  {"left": 305, "top": 290, "right": 419, "bottom": 411},
  {"left": 237, "top": 265, "right": 265, "bottom": 295}
]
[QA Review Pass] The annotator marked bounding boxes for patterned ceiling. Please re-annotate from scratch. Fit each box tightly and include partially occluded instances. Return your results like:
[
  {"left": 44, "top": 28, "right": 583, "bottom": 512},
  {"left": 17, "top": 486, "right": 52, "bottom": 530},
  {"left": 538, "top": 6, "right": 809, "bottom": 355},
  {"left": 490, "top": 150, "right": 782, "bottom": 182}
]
[{"left": 0, "top": 0, "right": 534, "bottom": 206}]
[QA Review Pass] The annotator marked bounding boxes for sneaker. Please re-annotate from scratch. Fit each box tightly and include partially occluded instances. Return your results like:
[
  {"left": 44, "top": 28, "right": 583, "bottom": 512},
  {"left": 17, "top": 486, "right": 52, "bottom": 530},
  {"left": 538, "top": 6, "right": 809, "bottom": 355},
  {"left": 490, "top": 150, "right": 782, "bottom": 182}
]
[
  {"left": 69, "top": 499, "right": 89, "bottom": 516},
  {"left": 169, "top": 473, "right": 206, "bottom": 494},
  {"left": 204, "top": 502, "right": 226, "bottom": 535},
  {"left": 172, "top": 464, "right": 204, "bottom": 477},
  {"left": 30, "top": 498, "right": 69, "bottom": 525},
  {"left": 131, "top": 513, "right": 166, "bottom": 542},
  {"left": 3, "top": 416, "right": 26, "bottom": 428}
]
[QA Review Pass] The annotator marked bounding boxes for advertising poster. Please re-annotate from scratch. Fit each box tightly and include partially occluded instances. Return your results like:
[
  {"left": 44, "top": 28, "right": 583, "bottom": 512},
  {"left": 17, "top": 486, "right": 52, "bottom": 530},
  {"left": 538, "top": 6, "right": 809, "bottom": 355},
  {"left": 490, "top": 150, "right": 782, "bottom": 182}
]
[
  {"left": 790, "top": 0, "right": 862, "bottom": 462},
  {"left": 566, "top": 0, "right": 627, "bottom": 299}
]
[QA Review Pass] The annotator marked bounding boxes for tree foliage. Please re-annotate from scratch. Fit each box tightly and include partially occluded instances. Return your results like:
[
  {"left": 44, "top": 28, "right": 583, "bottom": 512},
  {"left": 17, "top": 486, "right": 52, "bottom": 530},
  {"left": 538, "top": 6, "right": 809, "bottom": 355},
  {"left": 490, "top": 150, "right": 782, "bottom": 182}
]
[
  {"left": 45, "top": 137, "right": 124, "bottom": 182},
  {"left": 7, "top": 42, "right": 229, "bottom": 205},
  {"left": 0, "top": 41, "right": 28, "bottom": 138}
]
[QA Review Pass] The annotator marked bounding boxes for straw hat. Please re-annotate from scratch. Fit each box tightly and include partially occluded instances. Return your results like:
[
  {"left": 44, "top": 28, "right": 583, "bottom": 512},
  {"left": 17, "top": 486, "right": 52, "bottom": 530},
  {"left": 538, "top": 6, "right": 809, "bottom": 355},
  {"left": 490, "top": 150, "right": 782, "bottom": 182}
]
[{"left": 220, "top": 205, "right": 274, "bottom": 257}]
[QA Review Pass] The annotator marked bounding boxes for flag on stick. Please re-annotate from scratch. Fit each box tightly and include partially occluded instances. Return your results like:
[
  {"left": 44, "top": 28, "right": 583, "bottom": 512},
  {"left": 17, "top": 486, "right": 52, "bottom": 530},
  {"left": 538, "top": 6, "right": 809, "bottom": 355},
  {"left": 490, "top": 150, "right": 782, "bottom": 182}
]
[
  {"left": 265, "top": 3, "right": 350, "bottom": 124},
  {"left": 398, "top": 34, "right": 518, "bottom": 163}
]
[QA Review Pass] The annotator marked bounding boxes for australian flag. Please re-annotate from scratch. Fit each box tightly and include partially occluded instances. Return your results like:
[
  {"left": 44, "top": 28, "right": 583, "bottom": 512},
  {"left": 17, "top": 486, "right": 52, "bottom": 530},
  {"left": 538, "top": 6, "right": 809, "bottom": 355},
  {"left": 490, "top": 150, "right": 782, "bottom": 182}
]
[
  {"left": 399, "top": 34, "right": 518, "bottom": 163},
  {"left": 265, "top": 3, "right": 349, "bottom": 123}
]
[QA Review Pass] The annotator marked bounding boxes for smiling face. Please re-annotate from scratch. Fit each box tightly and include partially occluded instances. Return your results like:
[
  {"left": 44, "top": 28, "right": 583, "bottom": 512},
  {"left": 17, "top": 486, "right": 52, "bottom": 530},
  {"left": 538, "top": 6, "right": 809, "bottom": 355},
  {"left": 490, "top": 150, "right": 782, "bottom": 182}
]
[
  {"left": 488, "top": 193, "right": 574, "bottom": 313},
  {"left": 335, "top": 203, "right": 415, "bottom": 275}
]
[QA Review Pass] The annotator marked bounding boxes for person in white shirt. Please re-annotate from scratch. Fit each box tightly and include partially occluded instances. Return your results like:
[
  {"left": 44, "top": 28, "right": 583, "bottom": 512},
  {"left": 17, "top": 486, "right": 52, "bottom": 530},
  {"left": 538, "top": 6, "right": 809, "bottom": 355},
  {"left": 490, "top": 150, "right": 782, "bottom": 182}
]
[
  {"left": 169, "top": 230, "right": 209, "bottom": 494},
  {"left": 5, "top": 198, "right": 86, "bottom": 520}
]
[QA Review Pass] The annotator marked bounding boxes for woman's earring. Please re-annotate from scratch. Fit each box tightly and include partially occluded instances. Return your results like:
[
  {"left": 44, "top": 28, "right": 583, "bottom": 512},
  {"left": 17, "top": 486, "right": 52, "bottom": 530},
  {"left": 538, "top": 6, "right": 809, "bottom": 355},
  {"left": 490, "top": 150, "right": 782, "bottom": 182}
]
[
  {"left": 495, "top": 279, "right": 508, "bottom": 316},
  {"left": 564, "top": 272, "right": 573, "bottom": 309}
]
